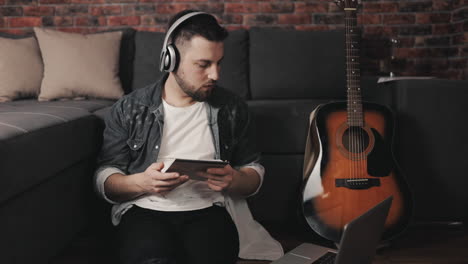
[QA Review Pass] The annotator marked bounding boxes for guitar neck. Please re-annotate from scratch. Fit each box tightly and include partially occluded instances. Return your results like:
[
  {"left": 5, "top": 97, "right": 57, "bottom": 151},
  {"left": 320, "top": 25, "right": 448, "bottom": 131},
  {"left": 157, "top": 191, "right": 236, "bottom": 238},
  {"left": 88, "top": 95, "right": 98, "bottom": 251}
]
[{"left": 345, "top": 7, "right": 363, "bottom": 127}]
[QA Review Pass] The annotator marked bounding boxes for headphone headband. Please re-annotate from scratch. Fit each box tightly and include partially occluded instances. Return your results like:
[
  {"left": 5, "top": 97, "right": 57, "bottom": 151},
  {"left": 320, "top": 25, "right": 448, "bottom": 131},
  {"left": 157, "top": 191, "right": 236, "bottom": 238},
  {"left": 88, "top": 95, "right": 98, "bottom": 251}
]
[
  {"left": 159, "top": 11, "right": 210, "bottom": 72},
  {"left": 161, "top": 11, "right": 209, "bottom": 57}
]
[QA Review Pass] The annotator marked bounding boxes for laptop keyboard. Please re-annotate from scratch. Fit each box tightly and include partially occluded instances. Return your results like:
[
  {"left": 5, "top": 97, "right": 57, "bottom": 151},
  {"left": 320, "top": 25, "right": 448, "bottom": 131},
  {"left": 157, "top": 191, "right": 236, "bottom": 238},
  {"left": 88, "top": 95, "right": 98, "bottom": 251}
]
[{"left": 311, "top": 252, "right": 337, "bottom": 264}]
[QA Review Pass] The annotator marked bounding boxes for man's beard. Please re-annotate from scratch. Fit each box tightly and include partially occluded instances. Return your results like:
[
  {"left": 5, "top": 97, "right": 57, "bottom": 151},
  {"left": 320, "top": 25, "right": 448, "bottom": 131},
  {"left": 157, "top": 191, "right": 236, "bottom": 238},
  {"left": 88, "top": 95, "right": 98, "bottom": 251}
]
[{"left": 173, "top": 72, "right": 214, "bottom": 102}]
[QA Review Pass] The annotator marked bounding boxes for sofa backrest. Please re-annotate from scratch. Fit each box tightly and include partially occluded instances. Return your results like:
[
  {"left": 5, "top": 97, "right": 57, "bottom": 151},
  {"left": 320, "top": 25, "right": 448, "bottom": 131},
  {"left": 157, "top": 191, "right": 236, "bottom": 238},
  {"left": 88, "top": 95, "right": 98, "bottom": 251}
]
[
  {"left": 249, "top": 27, "right": 346, "bottom": 100},
  {"left": 130, "top": 28, "right": 347, "bottom": 102},
  {"left": 131, "top": 31, "right": 164, "bottom": 91}
]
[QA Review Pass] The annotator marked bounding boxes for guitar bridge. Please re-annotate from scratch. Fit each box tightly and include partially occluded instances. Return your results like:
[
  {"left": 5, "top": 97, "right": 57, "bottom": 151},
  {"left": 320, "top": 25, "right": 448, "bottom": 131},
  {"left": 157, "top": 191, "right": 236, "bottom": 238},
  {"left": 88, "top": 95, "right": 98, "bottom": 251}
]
[{"left": 335, "top": 178, "right": 380, "bottom": 189}]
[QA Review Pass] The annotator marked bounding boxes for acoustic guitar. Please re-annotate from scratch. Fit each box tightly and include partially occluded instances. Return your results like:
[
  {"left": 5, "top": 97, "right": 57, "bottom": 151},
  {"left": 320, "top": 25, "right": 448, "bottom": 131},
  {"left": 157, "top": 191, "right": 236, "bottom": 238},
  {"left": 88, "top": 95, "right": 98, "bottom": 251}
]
[{"left": 301, "top": 0, "right": 412, "bottom": 243}]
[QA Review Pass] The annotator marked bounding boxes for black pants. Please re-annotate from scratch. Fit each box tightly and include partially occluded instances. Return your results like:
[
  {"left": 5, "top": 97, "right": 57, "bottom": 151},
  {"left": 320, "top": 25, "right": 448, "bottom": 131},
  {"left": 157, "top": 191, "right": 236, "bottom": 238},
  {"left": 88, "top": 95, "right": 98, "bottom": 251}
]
[{"left": 117, "top": 205, "right": 239, "bottom": 264}]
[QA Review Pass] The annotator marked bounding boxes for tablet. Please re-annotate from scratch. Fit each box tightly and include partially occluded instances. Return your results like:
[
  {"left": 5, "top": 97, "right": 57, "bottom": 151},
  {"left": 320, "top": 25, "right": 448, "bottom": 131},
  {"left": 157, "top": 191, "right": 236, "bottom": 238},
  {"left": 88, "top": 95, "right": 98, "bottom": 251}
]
[{"left": 161, "top": 158, "right": 229, "bottom": 181}]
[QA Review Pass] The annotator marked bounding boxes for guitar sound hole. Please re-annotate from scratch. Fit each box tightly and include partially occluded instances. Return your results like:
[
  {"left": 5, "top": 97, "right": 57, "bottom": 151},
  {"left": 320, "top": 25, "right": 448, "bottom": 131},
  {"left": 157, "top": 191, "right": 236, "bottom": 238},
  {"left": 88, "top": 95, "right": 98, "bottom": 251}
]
[{"left": 342, "top": 126, "right": 369, "bottom": 153}]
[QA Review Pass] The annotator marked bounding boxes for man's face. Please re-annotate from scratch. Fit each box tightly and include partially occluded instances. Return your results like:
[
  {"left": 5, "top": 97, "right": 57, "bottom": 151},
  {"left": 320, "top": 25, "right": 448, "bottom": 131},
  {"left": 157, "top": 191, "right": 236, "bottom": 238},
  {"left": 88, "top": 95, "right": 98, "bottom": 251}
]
[{"left": 173, "top": 35, "right": 224, "bottom": 102}]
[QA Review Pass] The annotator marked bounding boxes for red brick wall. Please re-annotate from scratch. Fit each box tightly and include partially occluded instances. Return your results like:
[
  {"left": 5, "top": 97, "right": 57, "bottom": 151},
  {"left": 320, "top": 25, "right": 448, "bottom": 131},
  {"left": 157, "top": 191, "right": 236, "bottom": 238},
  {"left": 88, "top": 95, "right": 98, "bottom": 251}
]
[{"left": 0, "top": 0, "right": 467, "bottom": 80}]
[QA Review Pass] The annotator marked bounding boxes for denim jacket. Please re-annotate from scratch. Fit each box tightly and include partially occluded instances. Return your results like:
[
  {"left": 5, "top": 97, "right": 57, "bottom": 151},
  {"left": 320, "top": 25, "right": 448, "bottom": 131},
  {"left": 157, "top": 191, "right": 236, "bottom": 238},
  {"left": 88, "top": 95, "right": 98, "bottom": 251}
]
[
  {"left": 94, "top": 75, "right": 284, "bottom": 260},
  {"left": 97, "top": 73, "right": 261, "bottom": 177}
]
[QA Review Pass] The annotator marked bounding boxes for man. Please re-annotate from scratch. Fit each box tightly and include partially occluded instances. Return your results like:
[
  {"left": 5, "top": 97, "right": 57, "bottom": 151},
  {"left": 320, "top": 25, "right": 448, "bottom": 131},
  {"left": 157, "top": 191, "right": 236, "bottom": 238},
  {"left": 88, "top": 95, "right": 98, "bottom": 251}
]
[{"left": 95, "top": 10, "right": 283, "bottom": 264}]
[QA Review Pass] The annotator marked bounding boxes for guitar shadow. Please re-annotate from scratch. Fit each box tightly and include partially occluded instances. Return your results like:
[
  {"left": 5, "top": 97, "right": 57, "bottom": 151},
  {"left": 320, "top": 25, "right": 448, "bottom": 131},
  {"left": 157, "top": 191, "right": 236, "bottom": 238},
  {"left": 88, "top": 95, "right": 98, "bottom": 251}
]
[{"left": 393, "top": 110, "right": 468, "bottom": 225}]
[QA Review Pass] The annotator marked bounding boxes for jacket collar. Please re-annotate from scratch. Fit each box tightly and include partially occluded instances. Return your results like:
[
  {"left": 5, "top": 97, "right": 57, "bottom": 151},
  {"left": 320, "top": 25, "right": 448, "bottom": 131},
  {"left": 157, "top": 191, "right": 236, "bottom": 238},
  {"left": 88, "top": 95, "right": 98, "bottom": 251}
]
[{"left": 148, "top": 73, "right": 168, "bottom": 115}]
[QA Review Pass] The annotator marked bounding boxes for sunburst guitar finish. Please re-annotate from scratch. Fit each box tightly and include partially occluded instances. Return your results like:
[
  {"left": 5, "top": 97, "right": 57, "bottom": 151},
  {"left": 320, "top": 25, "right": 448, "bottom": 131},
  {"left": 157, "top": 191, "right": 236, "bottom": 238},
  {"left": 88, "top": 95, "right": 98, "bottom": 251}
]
[{"left": 302, "top": 102, "right": 412, "bottom": 243}]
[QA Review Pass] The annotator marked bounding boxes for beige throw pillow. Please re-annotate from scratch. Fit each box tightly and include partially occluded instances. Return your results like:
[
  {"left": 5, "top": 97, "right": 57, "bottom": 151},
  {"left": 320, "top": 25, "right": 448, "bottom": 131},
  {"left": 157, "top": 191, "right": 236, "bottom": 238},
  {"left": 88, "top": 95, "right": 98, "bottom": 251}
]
[
  {"left": 0, "top": 37, "right": 43, "bottom": 102},
  {"left": 34, "top": 28, "right": 124, "bottom": 101}
]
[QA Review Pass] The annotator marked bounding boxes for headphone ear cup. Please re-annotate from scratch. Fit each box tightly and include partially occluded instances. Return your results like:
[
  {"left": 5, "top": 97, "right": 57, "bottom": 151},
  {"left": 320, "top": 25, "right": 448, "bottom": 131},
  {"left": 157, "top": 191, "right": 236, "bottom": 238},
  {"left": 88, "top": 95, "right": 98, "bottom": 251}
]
[
  {"left": 160, "top": 12, "right": 209, "bottom": 73},
  {"left": 166, "top": 44, "right": 177, "bottom": 72},
  {"left": 159, "top": 49, "right": 167, "bottom": 72}
]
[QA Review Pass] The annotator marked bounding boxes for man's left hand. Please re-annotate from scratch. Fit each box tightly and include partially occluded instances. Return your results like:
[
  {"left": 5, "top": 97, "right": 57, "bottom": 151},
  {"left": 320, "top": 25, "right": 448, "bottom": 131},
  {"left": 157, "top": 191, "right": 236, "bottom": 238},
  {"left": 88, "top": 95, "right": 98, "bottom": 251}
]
[{"left": 202, "top": 164, "right": 241, "bottom": 192}]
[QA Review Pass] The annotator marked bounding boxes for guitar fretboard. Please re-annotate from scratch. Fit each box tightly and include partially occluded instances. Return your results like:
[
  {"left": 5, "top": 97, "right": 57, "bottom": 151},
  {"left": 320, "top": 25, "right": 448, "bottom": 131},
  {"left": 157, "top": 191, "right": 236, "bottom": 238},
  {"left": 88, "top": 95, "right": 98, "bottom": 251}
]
[{"left": 345, "top": 8, "right": 363, "bottom": 127}]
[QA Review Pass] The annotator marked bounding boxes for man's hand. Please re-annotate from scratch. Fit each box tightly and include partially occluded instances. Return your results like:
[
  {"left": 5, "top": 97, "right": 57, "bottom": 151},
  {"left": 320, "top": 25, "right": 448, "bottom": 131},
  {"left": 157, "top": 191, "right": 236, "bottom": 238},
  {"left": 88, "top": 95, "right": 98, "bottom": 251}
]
[
  {"left": 202, "top": 165, "right": 261, "bottom": 197},
  {"left": 134, "top": 162, "right": 189, "bottom": 196},
  {"left": 203, "top": 164, "right": 238, "bottom": 192},
  {"left": 105, "top": 162, "right": 190, "bottom": 202}
]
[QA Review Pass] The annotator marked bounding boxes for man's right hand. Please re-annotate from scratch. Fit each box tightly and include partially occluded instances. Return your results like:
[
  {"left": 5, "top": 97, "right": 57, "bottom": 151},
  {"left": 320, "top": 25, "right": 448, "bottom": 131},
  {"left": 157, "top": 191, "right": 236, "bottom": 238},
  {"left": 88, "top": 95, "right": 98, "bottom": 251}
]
[
  {"left": 104, "top": 162, "right": 189, "bottom": 202},
  {"left": 133, "top": 162, "right": 189, "bottom": 196}
]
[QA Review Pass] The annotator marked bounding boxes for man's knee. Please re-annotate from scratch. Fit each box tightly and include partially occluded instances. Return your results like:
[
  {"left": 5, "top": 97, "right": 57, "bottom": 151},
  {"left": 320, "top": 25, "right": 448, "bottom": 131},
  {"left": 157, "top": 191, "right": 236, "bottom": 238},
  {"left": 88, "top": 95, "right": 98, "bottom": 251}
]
[{"left": 118, "top": 245, "right": 178, "bottom": 264}]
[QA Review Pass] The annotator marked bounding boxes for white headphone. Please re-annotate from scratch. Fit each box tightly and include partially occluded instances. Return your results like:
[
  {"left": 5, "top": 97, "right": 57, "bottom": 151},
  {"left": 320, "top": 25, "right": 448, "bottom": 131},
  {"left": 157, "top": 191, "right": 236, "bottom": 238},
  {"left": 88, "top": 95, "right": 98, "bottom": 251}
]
[{"left": 159, "top": 11, "right": 210, "bottom": 72}]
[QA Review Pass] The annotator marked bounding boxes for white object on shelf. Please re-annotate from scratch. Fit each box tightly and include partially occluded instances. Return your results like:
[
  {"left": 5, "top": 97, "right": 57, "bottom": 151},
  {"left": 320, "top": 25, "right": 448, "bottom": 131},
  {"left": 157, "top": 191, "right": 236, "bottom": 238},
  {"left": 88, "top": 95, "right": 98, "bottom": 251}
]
[{"left": 377, "top": 76, "right": 435, "bottom": 83}]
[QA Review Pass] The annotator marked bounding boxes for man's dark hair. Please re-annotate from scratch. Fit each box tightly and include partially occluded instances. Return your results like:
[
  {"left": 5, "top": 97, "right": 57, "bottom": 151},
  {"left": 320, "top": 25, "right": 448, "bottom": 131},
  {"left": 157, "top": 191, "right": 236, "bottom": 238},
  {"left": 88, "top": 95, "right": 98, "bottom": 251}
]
[{"left": 168, "top": 9, "right": 228, "bottom": 47}]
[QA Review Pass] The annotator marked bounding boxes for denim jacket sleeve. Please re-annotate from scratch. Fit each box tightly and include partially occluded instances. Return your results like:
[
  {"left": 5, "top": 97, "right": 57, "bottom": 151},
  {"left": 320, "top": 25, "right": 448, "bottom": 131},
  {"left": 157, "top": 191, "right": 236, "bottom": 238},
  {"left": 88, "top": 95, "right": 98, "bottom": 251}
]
[
  {"left": 96, "top": 98, "right": 131, "bottom": 174},
  {"left": 229, "top": 100, "right": 261, "bottom": 167},
  {"left": 230, "top": 100, "right": 265, "bottom": 196}
]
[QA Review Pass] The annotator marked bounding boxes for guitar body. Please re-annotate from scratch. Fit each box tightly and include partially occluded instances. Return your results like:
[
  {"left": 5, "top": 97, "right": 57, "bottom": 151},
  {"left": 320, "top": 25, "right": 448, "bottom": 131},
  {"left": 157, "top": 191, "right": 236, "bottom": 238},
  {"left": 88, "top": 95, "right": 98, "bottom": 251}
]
[{"left": 302, "top": 101, "right": 412, "bottom": 243}]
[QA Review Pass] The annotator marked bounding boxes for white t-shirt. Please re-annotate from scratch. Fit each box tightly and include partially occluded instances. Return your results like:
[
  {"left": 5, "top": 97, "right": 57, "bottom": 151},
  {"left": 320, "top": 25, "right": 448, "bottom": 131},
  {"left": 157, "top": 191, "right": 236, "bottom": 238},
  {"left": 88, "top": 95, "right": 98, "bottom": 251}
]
[{"left": 134, "top": 99, "right": 224, "bottom": 211}]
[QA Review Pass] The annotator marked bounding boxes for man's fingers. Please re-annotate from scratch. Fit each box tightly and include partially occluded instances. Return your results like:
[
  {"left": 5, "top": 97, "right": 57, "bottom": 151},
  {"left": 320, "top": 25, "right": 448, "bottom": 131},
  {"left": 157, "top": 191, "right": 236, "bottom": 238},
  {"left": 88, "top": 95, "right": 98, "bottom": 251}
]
[
  {"left": 149, "top": 162, "right": 165, "bottom": 171},
  {"left": 151, "top": 172, "right": 180, "bottom": 180},
  {"left": 156, "top": 176, "right": 189, "bottom": 187},
  {"left": 197, "top": 171, "right": 224, "bottom": 181},
  {"left": 150, "top": 175, "right": 189, "bottom": 194},
  {"left": 208, "top": 178, "right": 228, "bottom": 186},
  {"left": 207, "top": 180, "right": 225, "bottom": 191},
  {"left": 206, "top": 167, "right": 227, "bottom": 175}
]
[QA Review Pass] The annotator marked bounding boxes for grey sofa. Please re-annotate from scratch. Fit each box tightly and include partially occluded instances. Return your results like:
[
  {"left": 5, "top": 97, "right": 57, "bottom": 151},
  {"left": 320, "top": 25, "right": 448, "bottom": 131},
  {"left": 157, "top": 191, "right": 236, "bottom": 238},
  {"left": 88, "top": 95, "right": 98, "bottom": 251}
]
[{"left": 1, "top": 27, "right": 467, "bottom": 264}]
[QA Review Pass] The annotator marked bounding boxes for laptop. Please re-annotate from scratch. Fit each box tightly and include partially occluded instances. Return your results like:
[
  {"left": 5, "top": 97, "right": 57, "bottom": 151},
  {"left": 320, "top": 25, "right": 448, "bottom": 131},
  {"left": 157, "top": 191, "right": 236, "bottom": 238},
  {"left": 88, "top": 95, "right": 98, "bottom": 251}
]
[{"left": 272, "top": 196, "right": 393, "bottom": 264}]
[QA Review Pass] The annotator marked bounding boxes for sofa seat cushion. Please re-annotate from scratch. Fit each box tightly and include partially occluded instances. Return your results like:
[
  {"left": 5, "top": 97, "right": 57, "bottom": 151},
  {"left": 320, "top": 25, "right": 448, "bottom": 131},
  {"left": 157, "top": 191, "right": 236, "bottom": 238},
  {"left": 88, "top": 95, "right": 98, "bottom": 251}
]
[
  {"left": 248, "top": 99, "right": 331, "bottom": 154},
  {"left": 93, "top": 106, "right": 111, "bottom": 120},
  {"left": 0, "top": 108, "right": 103, "bottom": 204},
  {"left": 0, "top": 105, "right": 92, "bottom": 140},
  {"left": 1, "top": 99, "right": 115, "bottom": 113}
]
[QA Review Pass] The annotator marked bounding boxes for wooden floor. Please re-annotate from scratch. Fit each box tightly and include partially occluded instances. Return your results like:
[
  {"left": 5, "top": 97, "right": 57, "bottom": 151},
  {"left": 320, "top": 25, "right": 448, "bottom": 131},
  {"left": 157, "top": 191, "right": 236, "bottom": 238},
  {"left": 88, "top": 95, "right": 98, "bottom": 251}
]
[
  {"left": 51, "top": 223, "right": 468, "bottom": 264},
  {"left": 373, "top": 224, "right": 468, "bottom": 264}
]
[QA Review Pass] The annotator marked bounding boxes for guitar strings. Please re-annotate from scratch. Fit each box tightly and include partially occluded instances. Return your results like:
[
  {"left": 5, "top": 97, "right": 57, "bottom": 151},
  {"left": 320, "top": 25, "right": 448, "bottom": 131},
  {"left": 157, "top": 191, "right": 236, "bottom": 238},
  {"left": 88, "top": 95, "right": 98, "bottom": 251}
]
[
  {"left": 346, "top": 10, "right": 364, "bottom": 182},
  {"left": 346, "top": 11, "right": 353, "bottom": 181},
  {"left": 345, "top": 11, "right": 353, "bottom": 181},
  {"left": 348, "top": 11, "right": 356, "bottom": 181},
  {"left": 353, "top": 14, "right": 365, "bottom": 182}
]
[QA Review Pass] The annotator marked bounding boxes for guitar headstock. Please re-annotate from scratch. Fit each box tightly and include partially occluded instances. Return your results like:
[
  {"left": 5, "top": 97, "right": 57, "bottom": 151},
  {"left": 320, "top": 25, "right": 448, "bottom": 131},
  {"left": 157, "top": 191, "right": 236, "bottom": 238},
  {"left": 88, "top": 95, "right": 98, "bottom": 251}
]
[{"left": 335, "top": 0, "right": 361, "bottom": 10}]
